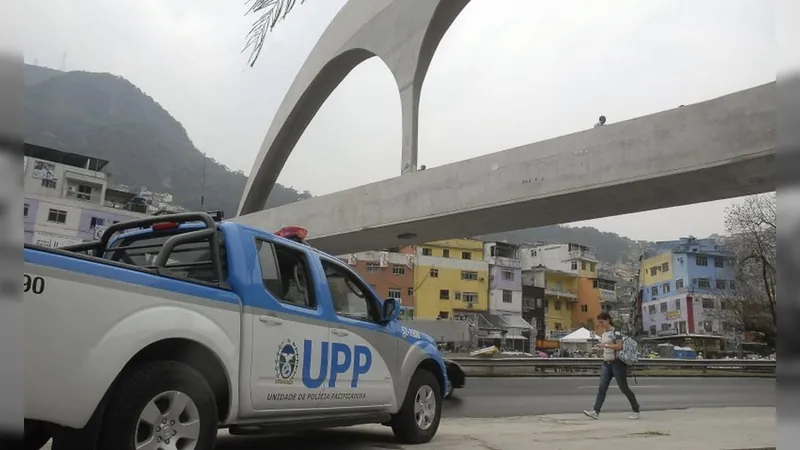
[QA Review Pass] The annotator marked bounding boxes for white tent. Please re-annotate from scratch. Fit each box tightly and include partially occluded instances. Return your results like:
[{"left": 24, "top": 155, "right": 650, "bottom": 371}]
[{"left": 559, "top": 327, "right": 598, "bottom": 343}]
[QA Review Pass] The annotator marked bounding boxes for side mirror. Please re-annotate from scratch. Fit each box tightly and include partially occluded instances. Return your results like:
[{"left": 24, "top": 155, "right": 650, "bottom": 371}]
[{"left": 382, "top": 298, "right": 400, "bottom": 323}]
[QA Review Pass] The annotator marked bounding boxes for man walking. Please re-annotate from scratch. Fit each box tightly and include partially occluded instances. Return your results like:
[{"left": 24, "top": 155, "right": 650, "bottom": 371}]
[{"left": 584, "top": 312, "right": 641, "bottom": 420}]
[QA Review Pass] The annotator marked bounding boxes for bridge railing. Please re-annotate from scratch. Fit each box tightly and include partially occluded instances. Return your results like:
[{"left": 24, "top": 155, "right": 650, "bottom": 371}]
[{"left": 447, "top": 357, "right": 776, "bottom": 377}]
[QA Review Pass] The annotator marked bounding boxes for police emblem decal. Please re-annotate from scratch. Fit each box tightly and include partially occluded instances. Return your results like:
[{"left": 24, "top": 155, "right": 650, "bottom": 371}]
[{"left": 275, "top": 340, "right": 300, "bottom": 384}]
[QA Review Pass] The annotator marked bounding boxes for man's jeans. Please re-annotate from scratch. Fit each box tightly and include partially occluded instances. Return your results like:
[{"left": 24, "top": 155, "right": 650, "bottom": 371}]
[{"left": 593, "top": 360, "right": 640, "bottom": 413}]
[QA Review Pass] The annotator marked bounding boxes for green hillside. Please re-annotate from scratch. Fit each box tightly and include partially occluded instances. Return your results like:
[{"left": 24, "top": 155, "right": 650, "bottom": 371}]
[{"left": 23, "top": 65, "right": 310, "bottom": 217}]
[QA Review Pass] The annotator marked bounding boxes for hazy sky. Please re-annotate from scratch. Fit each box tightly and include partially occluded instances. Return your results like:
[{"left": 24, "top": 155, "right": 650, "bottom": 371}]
[{"left": 24, "top": 0, "right": 775, "bottom": 241}]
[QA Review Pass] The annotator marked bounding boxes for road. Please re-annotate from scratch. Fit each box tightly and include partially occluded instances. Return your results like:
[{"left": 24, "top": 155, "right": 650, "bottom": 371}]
[
  {"left": 42, "top": 377, "right": 776, "bottom": 449},
  {"left": 442, "top": 376, "right": 775, "bottom": 417}
]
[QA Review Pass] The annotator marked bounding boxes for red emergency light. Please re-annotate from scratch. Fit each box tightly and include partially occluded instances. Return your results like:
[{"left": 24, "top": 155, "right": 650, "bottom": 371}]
[{"left": 275, "top": 226, "right": 308, "bottom": 242}]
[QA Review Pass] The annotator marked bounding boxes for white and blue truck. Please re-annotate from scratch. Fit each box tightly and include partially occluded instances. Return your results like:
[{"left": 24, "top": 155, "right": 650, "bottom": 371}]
[{"left": 23, "top": 212, "right": 453, "bottom": 450}]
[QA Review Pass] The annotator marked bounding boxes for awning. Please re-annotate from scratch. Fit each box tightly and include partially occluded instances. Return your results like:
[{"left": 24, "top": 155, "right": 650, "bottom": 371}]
[{"left": 501, "top": 314, "right": 534, "bottom": 330}]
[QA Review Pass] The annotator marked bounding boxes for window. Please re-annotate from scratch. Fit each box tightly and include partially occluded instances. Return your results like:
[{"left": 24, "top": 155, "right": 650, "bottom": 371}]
[
  {"left": 703, "top": 321, "right": 714, "bottom": 333},
  {"left": 422, "top": 247, "right": 432, "bottom": 256},
  {"left": 714, "top": 257, "right": 724, "bottom": 268},
  {"left": 454, "top": 291, "right": 462, "bottom": 300},
  {"left": 531, "top": 249, "right": 537, "bottom": 257},
  {"left": 715, "top": 279, "right": 727, "bottom": 290},
  {"left": 23, "top": 204, "right": 28, "bottom": 217},
  {"left": 662, "top": 283, "right": 670, "bottom": 294},
  {"left": 581, "top": 261, "right": 587, "bottom": 270},
  {"left": 660, "top": 302, "right": 668, "bottom": 313},
  {"left": 571, "top": 261, "right": 578, "bottom": 270},
  {"left": 407, "top": 287, "right": 414, "bottom": 296},
  {"left": 676, "top": 279, "right": 684, "bottom": 289},
  {"left": 729, "top": 280, "right": 735, "bottom": 290},
  {"left": 388, "top": 288, "right": 402, "bottom": 300},
  {"left": 554, "top": 322, "right": 563, "bottom": 330},
  {"left": 256, "top": 240, "right": 315, "bottom": 309},
  {"left": 463, "top": 292, "right": 478, "bottom": 303},
  {"left": 554, "top": 300, "right": 562, "bottom": 310},
  {"left": 47, "top": 209, "right": 67, "bottom": 224},
  {"left": 702, "top": 298, "right": 715, "bottom": 309},
  {"left": 501, "top": 270, "right": 514, "bottom": 281},
  {"left": 649, "top": 325, "right": 657, "bottom": 335},
  {"left": 650, "top": 286, "right": 658, "bottom": 296},
  {"left": 696, "top": 256, "right": 708, "bottom": 266},
  {"left": 461, "top": 270, "right": 478, "bottom": 281},
  {"left": 90, "top": 217, "right": 105, "bottom": 229},
  {"left": 536, "top": 298, "right": 542, "bottom": 308},
  {"left": 592, "top": 279, "right": 599, "bottom": 289},
  {"left": 322, "top": 260, "right": 377, "bottom": 322},
  {"left": 391, "top": 265, "right": 405, "bottom": 276},
  {"left": 430, "top": 268, "right": 439, "bottom": 278},
  {"left": 661, "top": 262, "right": 669, "bottom": 272},
  {"left": 461, "top": 251, "right": 471, "bottom": 260},
  {"left": 41, "top": 179, "right": 56, "bottom": 189},
  {"left": 77, "top": 184, "right": 92, "bottom": 201},
  {"left": 442, "top": 249, "right": 450, "bottom": 258},
  {"left": 580, "top": 304, "right": 588, "bottom": 313},
  {"left": 438, "top": 311, "right": 449, "bottom": 319},
  {"left": 439, "top": 289, "right": 450, "bottom": 300},
  {"left": 589, "top": 263, "right": 596, "bottom": 272},
  {"left": 661, "top": 323, "right": 671, "bottom": 331},
  {"left": 502, "top": 290, "right": 512, "bottom": 303},
  {"left": 366, "top": 263, "right": 379, "bottom": 272},
  {"left": 650, "top": 266, "right": 658, "bottom": 276},
  {"left": 648, "top": 305, "right": 656, "bottom": 315},
  {"left": 698, "top": 278, "right": 711, "bottom": 289},
  {"left": 675, "top": 299, "right": 681, "bottom": 310}
]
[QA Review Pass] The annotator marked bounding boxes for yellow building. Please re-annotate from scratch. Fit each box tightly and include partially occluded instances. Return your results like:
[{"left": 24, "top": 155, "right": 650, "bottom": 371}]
[
  {"left": 531, "top": 267, "right": 578, "bottom": 334},
  {"left": 409, "top": 239, "right": 489, "bottom": 319},
  {"left": 639, "top": 251, "right": 674, "bottom": 287}
]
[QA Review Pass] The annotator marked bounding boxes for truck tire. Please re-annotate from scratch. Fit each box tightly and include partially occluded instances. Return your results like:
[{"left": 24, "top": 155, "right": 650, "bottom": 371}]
[
  {"left": 390, "top": 369, "right": 442, "bottom": 444},
  {"left": 96, "top": 361, "right": 218, "bottom": 450}
]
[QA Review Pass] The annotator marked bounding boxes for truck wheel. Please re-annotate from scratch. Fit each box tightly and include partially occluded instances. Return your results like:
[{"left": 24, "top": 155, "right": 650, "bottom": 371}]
[
  {"left": 390, "top": 369, "right": 442, "bottom": 444},
  {"left": 97, "top": 361, "right": 218, "bottom": 450}
]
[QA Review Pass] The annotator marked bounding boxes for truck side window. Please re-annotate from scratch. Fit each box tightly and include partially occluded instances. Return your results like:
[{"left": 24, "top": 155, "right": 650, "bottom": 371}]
[
  {"left": 255, "top": 239, "right": 315, "bottom": 308},
  {"left": 321, "top": 260, "right": 378, "bottom": 323}
]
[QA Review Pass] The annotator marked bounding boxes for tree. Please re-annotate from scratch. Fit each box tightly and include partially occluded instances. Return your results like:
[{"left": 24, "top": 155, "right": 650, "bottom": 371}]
[
  {"left": 245, "top": 0, "right": 307, "bottom": 67},
  {"left": 711, "top": 193, "right": 776, "bottom": 348}
]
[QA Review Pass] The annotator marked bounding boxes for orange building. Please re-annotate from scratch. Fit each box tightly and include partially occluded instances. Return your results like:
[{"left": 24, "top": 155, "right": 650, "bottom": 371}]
[
  {"left": 343, "top": 251, "right": 416, "bottom": 312},
  {"left": 574, "top": 276, "right": 617, "bottom": 332}
]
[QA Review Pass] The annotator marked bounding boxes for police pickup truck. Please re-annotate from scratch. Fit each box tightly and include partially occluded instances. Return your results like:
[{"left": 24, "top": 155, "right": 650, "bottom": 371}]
[{"left": 23, "top": 212, "right": 450, "bottom": 450}]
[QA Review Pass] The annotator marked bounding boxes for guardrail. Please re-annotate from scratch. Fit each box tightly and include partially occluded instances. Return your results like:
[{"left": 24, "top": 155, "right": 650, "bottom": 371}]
[{"left": 447, "top": 357, "right": 776, "bottom": 377}]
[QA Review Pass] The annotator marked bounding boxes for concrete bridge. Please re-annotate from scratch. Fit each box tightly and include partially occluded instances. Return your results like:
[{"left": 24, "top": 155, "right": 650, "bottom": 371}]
[{"left": 234, "top": 0, "right": 775, "bottom": 255}]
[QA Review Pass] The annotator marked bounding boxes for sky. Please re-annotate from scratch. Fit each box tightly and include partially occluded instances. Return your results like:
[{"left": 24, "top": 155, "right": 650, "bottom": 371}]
[{"left": 24, "top": 0, "right": 775, "bottom": 242}]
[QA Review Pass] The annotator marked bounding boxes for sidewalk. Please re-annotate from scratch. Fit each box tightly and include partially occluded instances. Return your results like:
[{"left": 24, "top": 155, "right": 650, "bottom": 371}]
[
  {"left": 410, "top": 407, "right": 776, "bottom": 450},
  {"left": 215, "top": 407, "right": 775, "bottom": 449}
]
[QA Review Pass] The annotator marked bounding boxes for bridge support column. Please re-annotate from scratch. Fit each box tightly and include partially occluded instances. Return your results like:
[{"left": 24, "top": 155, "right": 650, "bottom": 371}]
[{"left": 399, "top": 83, "right": 420, "bottom": 174}]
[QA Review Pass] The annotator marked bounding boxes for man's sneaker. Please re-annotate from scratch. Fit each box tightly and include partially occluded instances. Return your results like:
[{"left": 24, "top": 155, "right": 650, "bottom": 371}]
[
  {"left": 583, "top": 410, "right": 599, "bottom": 420},
  {"left": 629, "top": 412, "right": 641, "bottom": 420}
]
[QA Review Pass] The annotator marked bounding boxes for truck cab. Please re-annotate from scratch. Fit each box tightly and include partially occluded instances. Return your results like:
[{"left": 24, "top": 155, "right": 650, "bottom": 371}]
[{"left": 23, "top": 212, "right": 447, "bottom": 449}]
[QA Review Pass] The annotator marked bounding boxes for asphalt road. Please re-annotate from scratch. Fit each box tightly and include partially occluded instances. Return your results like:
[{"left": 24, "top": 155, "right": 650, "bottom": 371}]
[{"left": 442, "top": 376, "right": 775, "bottom": 417}]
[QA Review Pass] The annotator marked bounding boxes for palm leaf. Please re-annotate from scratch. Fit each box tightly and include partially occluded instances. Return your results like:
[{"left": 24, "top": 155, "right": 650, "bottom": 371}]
[{"left": 244, "top": 0, "right": 307, "bottom": 67}]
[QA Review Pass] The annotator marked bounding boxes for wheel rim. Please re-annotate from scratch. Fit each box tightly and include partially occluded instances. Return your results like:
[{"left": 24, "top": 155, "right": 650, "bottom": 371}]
[
  {"left": 135, "top": 390, "right": 201, "bottom": 450},
  {"left": 413, "top": 385, "right": 437, "bottom": 430}
]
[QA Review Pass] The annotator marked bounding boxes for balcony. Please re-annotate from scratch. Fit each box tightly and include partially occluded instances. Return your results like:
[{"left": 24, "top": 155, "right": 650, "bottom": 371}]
[
  {"left": 568, "top": 249, "right": 597, "bottom": 262},
  {"left": 544, "top": 288, "right": 578, "bottom": 300},
  {"left": 487, "top": 256, "right": 521, "bottom": 268}
]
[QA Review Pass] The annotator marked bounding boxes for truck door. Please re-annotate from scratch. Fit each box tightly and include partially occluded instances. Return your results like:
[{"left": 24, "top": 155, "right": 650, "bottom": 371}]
[
  {"left": 248, "top": 238, "right": 328, "bottom": 414},
  {"left": 316, "top": 257, "right": 397, "bottom": 411}
]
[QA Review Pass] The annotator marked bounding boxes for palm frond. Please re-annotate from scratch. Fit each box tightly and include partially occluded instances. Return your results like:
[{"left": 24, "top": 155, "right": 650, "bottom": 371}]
[{"left": 244, "top": 0, "right": 307, "bottom": 67}]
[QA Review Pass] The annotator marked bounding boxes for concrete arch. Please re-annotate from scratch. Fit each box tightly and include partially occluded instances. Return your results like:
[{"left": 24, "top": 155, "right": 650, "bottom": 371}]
[{"left": 239, "top": 0, "right": 471, "bottom": 215}]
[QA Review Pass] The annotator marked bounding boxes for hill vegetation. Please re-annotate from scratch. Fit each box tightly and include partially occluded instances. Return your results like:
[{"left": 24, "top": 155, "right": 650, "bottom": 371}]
[
  {"left": 24, "top": 64, "right": 649, "bottom": 263},
  {"left": 23, "top": 64, "right": 310, "bottom": 217}
]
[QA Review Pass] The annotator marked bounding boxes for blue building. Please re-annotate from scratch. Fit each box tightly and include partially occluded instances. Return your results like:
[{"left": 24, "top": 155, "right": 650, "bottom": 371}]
[{"left": 638, "top": 237, "right": 734, "bottom": 338}]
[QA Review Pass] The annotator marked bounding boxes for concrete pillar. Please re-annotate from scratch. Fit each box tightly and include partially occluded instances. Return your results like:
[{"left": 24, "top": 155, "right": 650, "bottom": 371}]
[{"left": 399, "top": 83, "right": 420, "bottom": 174}]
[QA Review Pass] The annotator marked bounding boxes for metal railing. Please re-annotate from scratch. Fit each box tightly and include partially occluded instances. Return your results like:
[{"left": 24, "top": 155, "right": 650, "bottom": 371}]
[{"left": 448, "top": 357, "right": 776, "bottom": 377}]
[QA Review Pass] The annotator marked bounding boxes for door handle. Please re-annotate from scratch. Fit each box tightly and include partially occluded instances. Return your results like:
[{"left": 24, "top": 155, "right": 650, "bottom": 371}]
[
  {"left": 331, "top": 328, "right": 349, "bottom": 337},
  {"left": 259, "top": 316, "right": 283, "bottom": 326}
]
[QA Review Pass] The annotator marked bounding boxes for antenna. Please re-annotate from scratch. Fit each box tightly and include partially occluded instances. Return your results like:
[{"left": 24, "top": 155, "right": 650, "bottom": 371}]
[
  {"left": 59, "top": 52, "right": 67, "bottom": 71},
  {"left": 200, "top": 152, "right": 207, "bottom": 208}
]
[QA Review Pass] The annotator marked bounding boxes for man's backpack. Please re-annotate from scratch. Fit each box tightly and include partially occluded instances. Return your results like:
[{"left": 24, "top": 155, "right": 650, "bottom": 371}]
[{"left": 617, "top": 335, "right": 640, "bottom": 367}]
